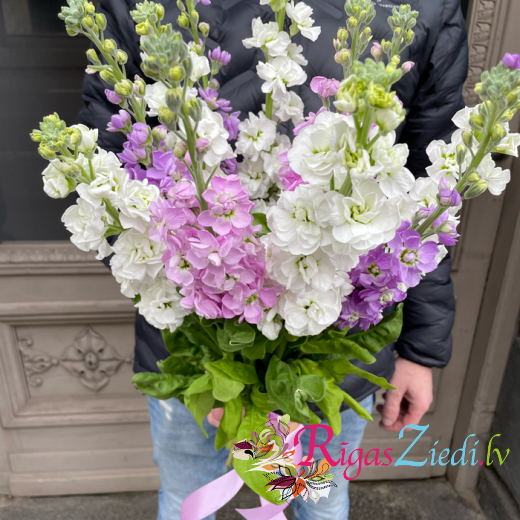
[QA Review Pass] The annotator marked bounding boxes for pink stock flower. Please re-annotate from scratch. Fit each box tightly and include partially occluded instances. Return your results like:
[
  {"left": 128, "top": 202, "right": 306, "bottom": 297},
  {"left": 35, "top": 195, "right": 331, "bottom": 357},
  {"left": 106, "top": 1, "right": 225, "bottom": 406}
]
[
  {"left": 278, "top": 152, "right": 306, "bottom": 191},
  {"left": 503, "top": 53, "right": 520, "bottom": 69},
  {"left": 198, "top": 175, "right": 254, "bottom": 235},
  {"left": 310, "top": 76, "right": 340, "bottom": 98},
  {"left": 149, "top": 198, "right": 191, "bottom": 242},
  {"left": 293, "top": 107, "right": 328, "bottom": 136},
  {"left": 167, "top": 180, "right": 199, "bottom": 209}
]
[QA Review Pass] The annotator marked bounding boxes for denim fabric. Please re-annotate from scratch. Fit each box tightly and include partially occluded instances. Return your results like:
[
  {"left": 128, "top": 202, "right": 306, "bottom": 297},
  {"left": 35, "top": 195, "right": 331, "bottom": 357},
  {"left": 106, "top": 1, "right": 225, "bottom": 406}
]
[{"left": 147, "top": 395, "right": 374, "bottom": 520}]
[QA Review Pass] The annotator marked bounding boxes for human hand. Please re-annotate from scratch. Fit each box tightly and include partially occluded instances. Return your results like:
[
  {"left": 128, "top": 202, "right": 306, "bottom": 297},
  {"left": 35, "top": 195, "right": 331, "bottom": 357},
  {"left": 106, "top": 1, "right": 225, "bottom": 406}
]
[
  {"left": 376, "top": 357, "right": 433, "bottom": 432},
  {"left": 207, "top": 408, "right": 224, "bottom": 428}
]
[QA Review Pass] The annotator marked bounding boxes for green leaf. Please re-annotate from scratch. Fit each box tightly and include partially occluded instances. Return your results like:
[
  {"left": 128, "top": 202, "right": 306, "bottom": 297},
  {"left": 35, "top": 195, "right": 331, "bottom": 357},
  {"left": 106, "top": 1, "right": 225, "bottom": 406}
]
[
  {"left": 131, "top": 372, "right": 192, "bottom": 400},
  {"left": 216, "top": 396, "right": 243, "bottom": 450},
  {"left": 315, "top": 382, "right": 345, "bottom": 436},
  {"left": 346, "top": 304, "right": 403, "bottom": 354},
  {"left": 216, "top": 319, "right": 256, "bottom": 352},
  {"left": 342, "top": 391, "right": 373, "bottom": 422},
  {"left": 186, "top": 390, "right": 215, "bottom": 437},
  {"left": 161, "top": 328, "right": 192, "bottom": 356},
  {"left": 185, "top": 373, "right": 213, "bottom": 396},
  {"left": 320, "top": 358, "right": 396, "bottom": 390},
  {"left": 252, "top": 212, "right": 270, "bottom": 235},
  {"left": 215, "top": 424, "right": 229, "bottom": 451},
  {"left": 157, "top": 355, "right": 202, "bottom": 378},
  {"left": 179, "top": 314, "right": 220, "bottom": 354},
  {"left": 205, "top": 359, "right": 258, "bottom": 402},
  {"left": 298, "top": 336, "right": 377, "bottom": 364},
  {"left": 242, "top": 331, "right": 283, "bottom": 361},
  {"left": 265, "top": 356, "right": 325, "bottom": 424}
]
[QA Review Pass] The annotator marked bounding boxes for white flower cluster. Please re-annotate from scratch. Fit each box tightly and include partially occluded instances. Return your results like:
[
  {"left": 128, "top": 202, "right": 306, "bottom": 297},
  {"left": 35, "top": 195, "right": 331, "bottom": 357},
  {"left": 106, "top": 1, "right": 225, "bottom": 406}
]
[
  {"left": 237, "top": 2, "right": 320, "bottom": 210},
  {"left": 43, "top": 125, "right": 186, "bottom": 330}
]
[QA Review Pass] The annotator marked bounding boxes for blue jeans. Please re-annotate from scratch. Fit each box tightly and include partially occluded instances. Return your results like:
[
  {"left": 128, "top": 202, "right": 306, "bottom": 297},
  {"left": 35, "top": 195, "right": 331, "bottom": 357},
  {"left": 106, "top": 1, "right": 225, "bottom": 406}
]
[{"left": 147, "top": 394, "right": 373, "bottom": 520}]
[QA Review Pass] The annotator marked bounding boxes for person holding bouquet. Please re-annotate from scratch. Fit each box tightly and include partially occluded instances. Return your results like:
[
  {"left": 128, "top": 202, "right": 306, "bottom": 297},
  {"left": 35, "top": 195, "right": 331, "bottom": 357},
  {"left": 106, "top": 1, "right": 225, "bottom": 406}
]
[{"left": 51, "top": 0, "right": 468, "bottom": 518}]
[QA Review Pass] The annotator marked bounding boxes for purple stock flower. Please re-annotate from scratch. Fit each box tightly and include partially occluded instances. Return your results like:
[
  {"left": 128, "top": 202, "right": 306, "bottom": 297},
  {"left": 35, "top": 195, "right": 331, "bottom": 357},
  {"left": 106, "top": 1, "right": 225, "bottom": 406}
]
[
  {"left": 351, "top": 245, "right": 393, "bottom": 287},
  {"left": 433, "top": 211, "right": 460, "bottom": 246},
  {"left": 388, "top": 224, "right": 440, "bottom": 287},
  {"left": 118, "top": 141, "right": 147, "bottom": 164},
  {"left": 199, "top": 88, "right": 232, "bottom": 112},
  {"left": 221, "top": 110, "right": 240, "bottom": 140},
  {"left": 503, "top": 53, "right": 520, "bottom": 69},
  {"left": 125, "top": 163, "right": 147, "bottom": 181},
  {"left": 197, "top": 0, "right": 211, "bottom": 4},
  {"left": 128, "top": 123, "right": 151, "bottom": 147},
  {"left": 105, "top": 89, "right": 123, "bottom": 105},
  {"left": 337, "top": 291, "right": 382, "bottom": 331},
  {"left": 221, "top": 158, "right": 238, "bottom": 175},
  {"left": 438, "top": 178, "right": 461, "bottom": 207},
  {"left": 146, "top": 150, "right": 178, "bottom": 180},
  {"left": 107, "top": 110, "right": 131, "bottom": 132},
  {"left": 209, "top": 46, "right": 231, "bottom": 66}
]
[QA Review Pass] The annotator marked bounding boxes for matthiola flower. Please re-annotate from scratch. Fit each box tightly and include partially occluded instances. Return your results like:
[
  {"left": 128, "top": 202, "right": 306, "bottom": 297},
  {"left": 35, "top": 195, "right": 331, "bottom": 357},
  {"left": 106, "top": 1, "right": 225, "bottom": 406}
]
[
  {"left": 477, "top": 155, "right": 511, "bottom": 196},
  {"left": 286, "top": 1, "right": 321, "bottom": 41},
  {"left": 42, "top": 161, "right": 77, "bottom": 199},
  {"left": 388, "top": 223, "right": 440, "bottom": 287},
  {"left": 199, "top": 87, "right": 232, "bottom": 112},
  {"left": 107, "top": 110, "right": 131, "bottom": 132},
  {"left": 221, "top": 110, "right": 241, "bottom": 140},
  {"left": 338, "top": 290, "right": 381, "bottom": 331},
  {"left": 149, "top": 197, "right": 191, "bottom": 242},
  {"left": 277, "top": 152, "right": 305, "bottom": 191},
  {"left": 62, "top": 199, "right": 112, "bottom": 260},
  {"left": 236, "top": 112, "right": 277, "bottom": 161},
  {"left": 503, "top": 52, "right": 520, "bottom": 69},
  {"left": 438, "top": 177, "right": 462, "bottom": 207},
  {"left": 257, "top": 57, "right": 307, "bottom": 101},
  {"left": 293, "top": 106, "right": 328, "bottom": 136},
  {"left": 238, "top": 157, "right": 271, "bottom": 200},
  {"left": 288, "top": 111, "right": 352, "bottom": 186},
  {"left": 208, "top": 46, "right": 231, "bottom": 66},
  {"left": 425, "top": 140, "right": 463, "bottom": 188},
  {"left": 105, "top": 88, "right": 123, "bottom": 105},
  {"left": 433, "top": 211, "right": 460, "bottom": 246},
  {"left": 71, "top": 124, "right": 98, "bottom": 155},
  {"left": 135, "top": 277, "right": 188, "bottom": 332},
  {"left": 286, "top": 42, "right": 308, "bottom": 66},
  {"left": 189, "top": 51, "right": 211, "bottom": 81},
  {"left": 274, "top": 91, "right": 305, "bottom": 125},
  {"left": 146, "top": 150, "right": 178, "bottom": 181},
  {"left": 221, "top": 158, "right": 238, "bottom": 175},
  {"left": 310, "top": 76, "right": 340, "bottom": 99},
  {"left": 281, "top": 288, "right": 341, "bottom": 336},
  {"left": 243, "top": 18, "right": 290, "bottom": 57},
  {"left": 198, "top": 175, "right": 254, "bottom": 235},
  {"left": 118, "top": 179, "right": 160, "bottom": 233},
  {"left": 350, "top": 245, "right": 393, "bottom": 288},
  {"left": 167, "top": 179, "right": 199, "bottom": 208}
]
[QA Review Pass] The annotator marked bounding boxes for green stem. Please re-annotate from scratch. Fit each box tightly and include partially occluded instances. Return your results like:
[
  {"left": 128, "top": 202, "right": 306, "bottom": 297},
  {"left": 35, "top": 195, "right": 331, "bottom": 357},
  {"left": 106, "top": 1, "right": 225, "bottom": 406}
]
[
  {"left": 103, "top": 198, "right": 122, "bottom": 227},
  {"left": 265, "top": 93, "right": 274, "bottom": 119},
  {"left": 358, "top": 108, "right": 373, "bottom": 147},
  {"left": 277, "top": 7, "right": 287, "bottom": 32},
  {"left": 338, "top": 172, "right": 352, "bottom": 197},
  {"left": 274, "top": 338, "right": 288, "bottom": 361}
]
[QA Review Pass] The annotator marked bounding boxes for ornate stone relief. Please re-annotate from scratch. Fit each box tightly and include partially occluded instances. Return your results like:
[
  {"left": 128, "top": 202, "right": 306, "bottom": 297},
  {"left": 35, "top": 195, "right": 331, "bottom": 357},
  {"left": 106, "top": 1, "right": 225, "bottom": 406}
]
[{"left": 18, "top": 327, "right": 132, "bottom": 392}]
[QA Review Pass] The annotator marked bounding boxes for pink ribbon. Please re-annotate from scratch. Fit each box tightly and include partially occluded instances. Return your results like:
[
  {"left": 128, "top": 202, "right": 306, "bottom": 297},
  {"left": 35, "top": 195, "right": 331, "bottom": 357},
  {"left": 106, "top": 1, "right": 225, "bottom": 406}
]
[{"left": 181, "top": 421, "right": 303, "bottom": 520}]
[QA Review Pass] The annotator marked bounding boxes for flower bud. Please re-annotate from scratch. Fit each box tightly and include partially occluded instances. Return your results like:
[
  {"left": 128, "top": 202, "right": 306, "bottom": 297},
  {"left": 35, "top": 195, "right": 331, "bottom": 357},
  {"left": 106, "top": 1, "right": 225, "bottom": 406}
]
[
  {"left": 335, "top": 49, "right": 352, "bottom": 67},
  {"left": 381, "top": 39, "right": 392, "bottom": 55},
  {"left": 100, "top": 70, "right": 118, "bottom": 85},
  {"left": 209, "top": 78, "right": 220, "bottom": 90},
  {"left": 177, "top": 0, "right": 186, "bottom": 11},
  {"left": 169, "top": 66, "right": 185, "bottom": 82},
  {"left": 492, "top": 123, "right": 507, "bottom": 142},
  {"left": 469, "top": 113, "right": 484, "bottom": 130},
  {"left": 82, "top": 16, "right": 93, "bottom": 29},
  {"left": 84, "top": 2, "right": 96, "bottom": 15},
  {"left": 462, "top": 130, "right": 474, "bottom": 148},
  {"left": 502, "top": 108, "right": 515, "bottom": 121},
  {"left": 199, "top": 22, "right": 210, "bottom": 37},
  {"left": 86, "top": 49, "right": 100, "bottom": 64},
  {"left": 156, "top": 5, "right": 165, "bottom": 20},
  {"left": 165, "top": 87, "right": 183, "bottom": 113},
  {"left": 67, "top": 127, "right": 82, "bottom": 146},
  {"left": 182, "top": 98, "right": 203, "bottom": 122},
  {"left": 174, "top": 141, "right": 188, "bottom": 159},
  {"left": 177, "top": 13, "right": 189, "bottom": 28},
  {"left": 360, "top": 27, "right": 372, "bottom": 45},
  {"left": 39, "top": 143, "right": 57, "bottom": 160},
  {"left": 337, "top": 27, "right": 349, "bottom": 42},
  {"left": 456, "top": 144, "right": 466, "bottom": 165},
  {"left": 152, "top": 125, "right": 168, "bottom": 146},
  {"left": 135, "top": 22, "right": 149, "bottom": 35},
  {"left": 103, "top": 39, "right": 117, "bottom": 55},
  {"left": 95, "top": 13, "right": 107, "bottom": 30},
  {"left": 158, "top": 106, "right": 177, "bottom": 128},
  {"left": 401, "top": 61, "right": 414, "bottom": 73},
  {"left": 133, "top": 76, "right": 146, "bottom": 96},
  {"left": 464, "top": 180, "right": 488, "bottom": 199},
  {"left": 116, "top": 50, "right": 128, "bottom": 64},
  {"left": 405, "top": 29, "right": 415, "bottom": 45},
  {"left": 347, "top": 17, "right": 358, "bottom": 30},
  {"left": 30, "top": 130, "right": 42, "bottom": 142},
  {"left": 196, "top": 137, "right": 211, "bottom": 155},
  {"left": 371, "top": 42, "right": 382, "bottom": 62},
  {"left": 114, "top": 79, "right": 133, "bottom": 97},
  {"left": 190, "top": 10, "right": 199, "bottom": 23},
  {"left": 467, "top": 171, "right": 481, "bottom": 183},
  {"left": 66, "top": 26, "right": 81, "bottom": 37}
]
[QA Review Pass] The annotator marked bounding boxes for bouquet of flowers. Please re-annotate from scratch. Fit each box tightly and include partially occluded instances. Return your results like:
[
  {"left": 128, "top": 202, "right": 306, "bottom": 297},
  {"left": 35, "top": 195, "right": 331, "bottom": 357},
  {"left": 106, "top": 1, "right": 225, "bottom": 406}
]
[{"left": 33, "top": 0, "right": 520, "bottom": 463}]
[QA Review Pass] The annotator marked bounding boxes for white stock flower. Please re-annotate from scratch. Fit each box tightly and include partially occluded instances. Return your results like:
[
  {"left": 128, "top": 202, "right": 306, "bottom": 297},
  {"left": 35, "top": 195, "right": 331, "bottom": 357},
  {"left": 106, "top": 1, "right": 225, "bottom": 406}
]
[
  {"left": 119, "top": 179, "right": 160, "bottom": 233},
  {"left": 274, "top": 91, "right": 305, "bottom": 125},
  {"left": 286, "top": 43, "right": 308, "bottom": 66},
  {"left": 268, "top": 248, "right": 337, "bottom": 294},
  {"left": 262, "top": 133, "right": 291, "bottom": 181},
  {"left": 189, "top": 51, "right": 210, "bottom": 82},
  {"left": 452, "top": 106, "right": 479, "bottom": 131},
  {"left": 288, "top": 111, "right": 352, "bottom": 186},
  {"left": 267, "top": 185, "right": 334, "bottom": 255},
  {"left": 62, "top": 199, "right": 112, "bottom": 260},
  {"left": 42, "top": 161, "right": 77, "bottom": 199},
  {"left": 280, "top": 289, "right": 341, "bottom": 336},
  {"left": 237, "top": 157, "right": 271, "bottom": 200},
  {"left": 135, "top": 276, "right": 188, "bottom": 332},
  {"left": 477, "top": 155, "right": 511, "bottom": 196},
  {"left": 374, "top": 107, "right": 405, "bottom": 134},
  {"left": 257, "top": 56, "right": 307, "bottom": 101},
  {"left": 286, "top": 1, "right": 321, "bottom": 41},
  {"left": 426, "top": 140, "right": 463, "bottom": 188},
  {"left": 258, "top": 306, "right": 283, "bottom": 340},
  {"left": 111, "top": 228, "right": 165, "bottom": 283},
  {"left": 236, "top": 112, "right": 277, "bottom": 161},
  {"left": 76, "top": 164, "right": 128, "bottom": 208},
  {"left": 144, "top": 82, "right": 197, "bottom": 117},
  {"left": 71, "top": 124, "right": 98, "bottom": 154},
  {"left": 372, "top": 139, "right": 414, "bottom": 198},
  {"left": 243, "top": 18, "right": 290, "bottom": 57},
  {"left": 495, "top": 132, "right": 520, "bottom": 156},
  {"left": 330, "top": 179, "right": 400, "bottom": 254},
  {"left": 409, "top": 177, "right": 438, "bottom": 209},
  {"left": 196, "top": 107, "right": 235, "bottom": 167}
]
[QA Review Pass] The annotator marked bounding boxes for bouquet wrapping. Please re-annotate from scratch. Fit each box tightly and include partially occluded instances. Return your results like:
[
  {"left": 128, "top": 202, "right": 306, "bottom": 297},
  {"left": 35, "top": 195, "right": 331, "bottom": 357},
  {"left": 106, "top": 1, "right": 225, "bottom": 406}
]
[{"left": 32, "top": 0, "right": 520, "bottom": 505}]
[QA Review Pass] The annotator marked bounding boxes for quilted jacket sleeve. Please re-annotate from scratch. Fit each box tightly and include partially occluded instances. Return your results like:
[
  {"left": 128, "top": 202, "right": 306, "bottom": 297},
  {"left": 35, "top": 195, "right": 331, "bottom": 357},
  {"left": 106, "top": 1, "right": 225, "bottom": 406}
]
[{"left": 394, "top": 0, "right": 467, "bottom": 368}]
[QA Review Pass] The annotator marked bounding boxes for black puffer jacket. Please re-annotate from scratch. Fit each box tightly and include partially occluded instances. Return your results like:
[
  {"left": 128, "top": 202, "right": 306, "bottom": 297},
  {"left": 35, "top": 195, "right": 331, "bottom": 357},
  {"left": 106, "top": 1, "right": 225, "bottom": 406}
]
[{"left": 80, "top": 0, "right": 465, "bottom": 409}]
